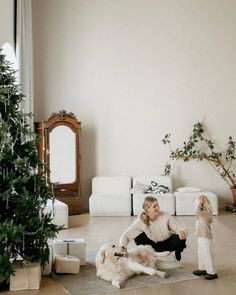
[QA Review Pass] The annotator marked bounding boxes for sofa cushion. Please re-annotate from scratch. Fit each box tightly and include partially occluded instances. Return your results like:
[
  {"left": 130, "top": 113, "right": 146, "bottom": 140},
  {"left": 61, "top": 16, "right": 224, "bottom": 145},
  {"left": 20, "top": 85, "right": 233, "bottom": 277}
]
[
  {"left": 176, "top": 187, "right": 202, "bottom": 193},
  {"left": 89, "top": 193, "right": 131, "bottom": 216},
  {"left": 89, "top": 176, "right": 132, "bottom": 216},
  {"left": 130, "top": 181, "right": 150, "bottom": 194},
  {"left": 133, "top": 176, "right": 172, "bottom": 193},
  {"left": 92, "top": 176, "right": 131, "bottom": 194},
  {"left": 44, "top": 199, "right": 68, "bottom": 228},
  {"left": 174, "top": 191, "right": 218, "bottom": 215},
  {"left": 146, "top": 181, "right": 169, "bottom": 194}
]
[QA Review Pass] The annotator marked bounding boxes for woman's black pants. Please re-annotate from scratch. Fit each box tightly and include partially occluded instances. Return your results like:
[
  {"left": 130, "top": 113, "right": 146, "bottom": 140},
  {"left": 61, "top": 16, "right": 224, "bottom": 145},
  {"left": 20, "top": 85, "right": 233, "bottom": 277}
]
[{"left": 134, "top": 233, "right": 186, "bottom": 254}]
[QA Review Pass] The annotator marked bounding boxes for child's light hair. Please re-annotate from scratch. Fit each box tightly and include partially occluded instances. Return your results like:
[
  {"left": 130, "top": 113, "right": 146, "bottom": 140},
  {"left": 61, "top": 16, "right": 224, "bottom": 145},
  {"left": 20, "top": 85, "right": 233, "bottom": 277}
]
[
  {"left": 194, "top": 195, "right": 213, "bottom": 214},
  {"left": 139, "top": 196, "right": 158, "bottom": 225}
]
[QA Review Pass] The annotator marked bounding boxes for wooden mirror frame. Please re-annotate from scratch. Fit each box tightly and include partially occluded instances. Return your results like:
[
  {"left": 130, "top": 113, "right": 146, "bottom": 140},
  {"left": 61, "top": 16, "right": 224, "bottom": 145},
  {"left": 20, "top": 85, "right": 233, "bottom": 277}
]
[{"left": 35, "top": 110, "right": 82, "bottom": 215}]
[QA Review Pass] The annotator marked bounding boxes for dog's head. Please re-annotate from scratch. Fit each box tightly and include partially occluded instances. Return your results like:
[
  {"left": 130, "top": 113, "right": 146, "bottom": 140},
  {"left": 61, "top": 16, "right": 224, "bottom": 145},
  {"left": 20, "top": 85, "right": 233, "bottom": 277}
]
[{"left": 96, "top": 243, "right": 126, "bottom": 264}]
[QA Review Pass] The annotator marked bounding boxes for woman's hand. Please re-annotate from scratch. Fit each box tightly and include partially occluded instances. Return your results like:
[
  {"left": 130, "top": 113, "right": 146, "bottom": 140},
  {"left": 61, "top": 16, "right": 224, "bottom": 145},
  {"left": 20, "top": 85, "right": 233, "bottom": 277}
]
[
  {"left": 178, "top": 231, "right": 186, "bottom": 240},
  {"left": 121, "top": 246, "right": 129, "bottom": 257}
]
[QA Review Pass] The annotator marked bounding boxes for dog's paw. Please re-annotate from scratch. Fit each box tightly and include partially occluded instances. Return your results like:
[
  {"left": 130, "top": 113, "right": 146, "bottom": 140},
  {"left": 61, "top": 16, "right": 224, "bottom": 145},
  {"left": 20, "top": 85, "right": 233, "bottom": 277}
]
[
  {"left": 112, "top": 280, "right": 121, "bottom": 288},
  {"left": 159, "top": 271, "right": 167, "bottom": 279},
  {"left": 112, "top": 280, "right": 125, "bottom": 289},
  {"left": 148, "top": 269, "right": 157, "bottom": 276}
]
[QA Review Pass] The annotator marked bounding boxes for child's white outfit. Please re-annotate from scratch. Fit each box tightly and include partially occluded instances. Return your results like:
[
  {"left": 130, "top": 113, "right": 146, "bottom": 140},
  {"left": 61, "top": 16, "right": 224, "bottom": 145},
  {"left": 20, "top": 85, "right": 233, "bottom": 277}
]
[{"left": 195, "top": 204, "right": 217, "bottom": 275}]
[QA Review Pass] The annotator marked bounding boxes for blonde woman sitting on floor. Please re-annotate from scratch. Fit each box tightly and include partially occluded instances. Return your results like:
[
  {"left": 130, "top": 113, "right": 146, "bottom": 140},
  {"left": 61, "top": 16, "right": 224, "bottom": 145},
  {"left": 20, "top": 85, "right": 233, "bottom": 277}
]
[{"left": 119, "top": 196, "right": 187, "bottom": 261}]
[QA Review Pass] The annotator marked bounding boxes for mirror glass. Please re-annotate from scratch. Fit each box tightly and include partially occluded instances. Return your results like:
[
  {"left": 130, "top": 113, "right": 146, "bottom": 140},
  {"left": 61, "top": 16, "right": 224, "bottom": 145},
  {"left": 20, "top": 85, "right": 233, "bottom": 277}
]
[{"left": 49, "top": 125, "right": 76, "bottom": 184}]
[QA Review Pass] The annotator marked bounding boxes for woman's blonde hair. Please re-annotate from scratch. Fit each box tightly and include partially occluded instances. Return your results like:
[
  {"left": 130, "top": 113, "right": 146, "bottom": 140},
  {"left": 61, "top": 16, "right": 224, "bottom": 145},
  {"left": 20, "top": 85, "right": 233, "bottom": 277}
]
[{"left": 139, "top": 196, "right": 158, "bottom": 225}]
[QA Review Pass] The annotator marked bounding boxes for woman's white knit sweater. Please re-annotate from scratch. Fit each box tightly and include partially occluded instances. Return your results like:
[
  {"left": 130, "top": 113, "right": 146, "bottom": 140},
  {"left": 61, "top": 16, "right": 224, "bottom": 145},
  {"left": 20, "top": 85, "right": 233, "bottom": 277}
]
[{"left": 119, "top": 211, "right": 187, "bottom": 248}]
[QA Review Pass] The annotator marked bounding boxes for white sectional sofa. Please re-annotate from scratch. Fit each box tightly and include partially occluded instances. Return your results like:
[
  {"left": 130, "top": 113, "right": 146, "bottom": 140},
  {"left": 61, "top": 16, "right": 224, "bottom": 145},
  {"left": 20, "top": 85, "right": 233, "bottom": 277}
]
[
  {"left": 89, "top": 176, "right": 132, "bottom": 216},
  {"left": 88, "top": 175, "right": 219, "bottom": 217},
  {"left": 132, "top": 176, "right": 175, "bottom": 215}
]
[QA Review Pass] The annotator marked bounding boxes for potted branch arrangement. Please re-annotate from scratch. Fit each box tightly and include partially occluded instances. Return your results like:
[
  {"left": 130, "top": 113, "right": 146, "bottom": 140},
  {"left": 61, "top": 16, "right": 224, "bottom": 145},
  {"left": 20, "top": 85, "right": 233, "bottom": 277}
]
[{"left": 162, "top": 121, "right": 236, "bottom": 206}]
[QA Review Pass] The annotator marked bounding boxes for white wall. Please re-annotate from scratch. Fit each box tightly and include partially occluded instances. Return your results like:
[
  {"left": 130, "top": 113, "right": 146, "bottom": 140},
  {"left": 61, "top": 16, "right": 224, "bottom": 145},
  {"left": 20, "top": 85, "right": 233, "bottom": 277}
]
[
  {"left": 0, "top": 0, "right": 14, "bottom": 47},
  {"left": 32, "top": 0, "right": 236, "bottom": 210}
]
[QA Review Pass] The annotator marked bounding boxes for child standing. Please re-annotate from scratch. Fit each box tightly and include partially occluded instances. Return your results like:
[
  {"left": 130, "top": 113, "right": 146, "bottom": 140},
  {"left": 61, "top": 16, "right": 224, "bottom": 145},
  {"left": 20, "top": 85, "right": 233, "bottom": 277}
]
[{"left": 193, "top": 195, "right": 218, "bottom": 280}]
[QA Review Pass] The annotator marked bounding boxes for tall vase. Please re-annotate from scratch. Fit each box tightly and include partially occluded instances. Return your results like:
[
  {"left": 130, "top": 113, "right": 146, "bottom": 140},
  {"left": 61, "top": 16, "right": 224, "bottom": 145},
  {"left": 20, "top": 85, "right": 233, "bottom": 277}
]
[{"left": 230, "top": 188, "right": 236, "bottom": 206}]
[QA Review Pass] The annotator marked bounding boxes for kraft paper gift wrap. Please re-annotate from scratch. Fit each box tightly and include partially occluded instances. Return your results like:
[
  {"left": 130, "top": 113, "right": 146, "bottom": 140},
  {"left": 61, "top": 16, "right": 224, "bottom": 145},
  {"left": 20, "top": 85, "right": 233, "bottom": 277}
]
[
  {"left": 53, "top": 238, "right": 86, "bottom": 265},
  {"left": 55, "top": 255, "right": 80, "bottom": 274},
  {"left": 10, "top": 261, "right": 41, "bottom": 291}
]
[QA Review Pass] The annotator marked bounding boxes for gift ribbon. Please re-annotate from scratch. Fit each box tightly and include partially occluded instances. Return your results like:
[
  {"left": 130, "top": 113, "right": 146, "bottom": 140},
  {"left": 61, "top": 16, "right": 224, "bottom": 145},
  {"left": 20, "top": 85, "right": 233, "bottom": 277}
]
[
  {"left": 23, "top": 268, "right": 30, "bottom": 289},
  {"left": 55, "top": 239, "right": 85, "bottom": 261},
  {"left": 21, "top": 261, "right": 32, "bottom": 289},
  {"left": 64, "top": 256, "right": 69, "bottom": 273},
  {"left": 61, "top": 240, "right": 75, "bottom": 255}
]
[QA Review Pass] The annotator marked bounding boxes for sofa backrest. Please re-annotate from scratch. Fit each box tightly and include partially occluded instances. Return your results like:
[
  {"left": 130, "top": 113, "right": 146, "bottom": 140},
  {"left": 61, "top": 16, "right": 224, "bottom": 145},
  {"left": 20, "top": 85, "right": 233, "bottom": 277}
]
[
  {"left": 92, "top": 176, "right": 131, "bottom": 194},
  {"left": 132, "top": 176, "right": 172, "bottom": 193}
]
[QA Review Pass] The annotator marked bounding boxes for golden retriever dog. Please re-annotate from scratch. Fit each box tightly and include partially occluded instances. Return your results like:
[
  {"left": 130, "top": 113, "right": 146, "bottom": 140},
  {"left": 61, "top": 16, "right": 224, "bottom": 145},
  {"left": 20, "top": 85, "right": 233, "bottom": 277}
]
[{"left": 95, "top": 243, "right": 170, "bottom": 288}]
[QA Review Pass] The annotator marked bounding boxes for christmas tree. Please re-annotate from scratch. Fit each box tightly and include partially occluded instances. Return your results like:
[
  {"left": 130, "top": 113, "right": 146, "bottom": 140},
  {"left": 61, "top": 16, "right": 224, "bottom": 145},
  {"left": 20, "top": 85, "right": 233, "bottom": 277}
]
[{"left": 0, "top": 48, "right": 61, "bottom": 284}]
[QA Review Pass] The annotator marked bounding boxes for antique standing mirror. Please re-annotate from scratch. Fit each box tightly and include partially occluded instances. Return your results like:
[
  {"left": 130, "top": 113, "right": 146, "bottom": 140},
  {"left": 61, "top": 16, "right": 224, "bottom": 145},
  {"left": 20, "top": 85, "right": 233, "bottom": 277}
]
[{"left": 35, "top": 110, "right": 82, "bottom": 215}]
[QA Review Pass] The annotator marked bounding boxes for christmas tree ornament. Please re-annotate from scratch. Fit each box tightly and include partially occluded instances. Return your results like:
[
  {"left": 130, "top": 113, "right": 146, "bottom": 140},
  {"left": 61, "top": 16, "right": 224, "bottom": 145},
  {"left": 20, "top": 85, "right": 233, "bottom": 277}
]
[
  {"left": 2, "top": 168, "right": 5, "bottom": 182},
  {"left": 22, "top": 233, "right": 25, "bottom": 253},
  {"left": 6, "top": 196, "right": 9, "bottom": 209},
  {"left": 11, "top": 143, "right": 14, "bottom": 155},
  {"left": 11, "top": 183, "right": 19, "bottom": 198},
  {"left": 34, "top": 173, "right": 36, "bottom": 193}
]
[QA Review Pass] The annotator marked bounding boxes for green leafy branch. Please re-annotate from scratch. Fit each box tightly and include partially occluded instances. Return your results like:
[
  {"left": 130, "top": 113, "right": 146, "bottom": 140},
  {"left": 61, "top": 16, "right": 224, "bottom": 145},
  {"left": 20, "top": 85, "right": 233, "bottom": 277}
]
[{"left": 162, "top": 121, "right": 236, "bottom": 188}]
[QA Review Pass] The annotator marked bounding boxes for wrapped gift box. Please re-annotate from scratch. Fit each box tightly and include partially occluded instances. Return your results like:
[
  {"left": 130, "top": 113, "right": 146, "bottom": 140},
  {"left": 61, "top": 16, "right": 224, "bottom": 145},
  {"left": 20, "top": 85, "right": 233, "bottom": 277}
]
[
  {"left": 10, "top": 262, "right": 41, "bottom": 291},
  {"left": 53, "top": 238, "right": 86, "bottom": 265},
  {"left": 55, "top": 255, "right": 80, "bottom": 274},
  {"left": 42, "top": 244, "right": 53, "bottom": 276}
]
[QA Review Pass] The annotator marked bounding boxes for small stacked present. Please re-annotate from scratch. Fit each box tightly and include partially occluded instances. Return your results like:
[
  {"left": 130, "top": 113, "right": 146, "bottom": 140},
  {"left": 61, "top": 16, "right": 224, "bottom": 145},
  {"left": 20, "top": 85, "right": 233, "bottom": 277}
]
[
  {"left": 53, "top": 238, "right": 86, "bottom": 274},
  {"left": 54, "top": 255, "right": 80, "bottom": 274}
]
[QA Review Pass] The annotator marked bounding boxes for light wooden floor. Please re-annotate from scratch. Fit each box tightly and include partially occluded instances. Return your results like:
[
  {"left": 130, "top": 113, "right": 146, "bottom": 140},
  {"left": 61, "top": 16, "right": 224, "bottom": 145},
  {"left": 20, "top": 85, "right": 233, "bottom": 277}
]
[{"left": 2, "top": 210, "right": 236, "bottom": 295}]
